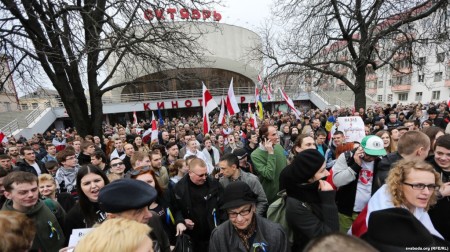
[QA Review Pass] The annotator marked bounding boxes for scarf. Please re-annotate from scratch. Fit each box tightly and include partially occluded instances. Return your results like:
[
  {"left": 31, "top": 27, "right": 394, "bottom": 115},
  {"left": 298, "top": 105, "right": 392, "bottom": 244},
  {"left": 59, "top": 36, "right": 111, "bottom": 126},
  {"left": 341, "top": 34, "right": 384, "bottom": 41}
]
[
  {"left": 286, "top": 180, "right": 321, "bottom": 204},
  {"left": 55, "top": 166, "right": 79, "bottom": 193},
  {"left": 234, "top": 214, "right": 257, "bottom": 251}
]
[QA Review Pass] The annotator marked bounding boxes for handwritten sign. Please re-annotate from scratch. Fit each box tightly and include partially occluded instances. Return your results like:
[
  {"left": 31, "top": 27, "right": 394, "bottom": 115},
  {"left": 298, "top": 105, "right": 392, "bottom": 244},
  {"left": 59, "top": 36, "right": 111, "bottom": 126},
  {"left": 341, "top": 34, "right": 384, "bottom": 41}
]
[
  {"left": 337, "top": 116, "right": 366, "bottom": 143},
  {"left": 67, "top": 228, "right": 93, "bottom": 251}
]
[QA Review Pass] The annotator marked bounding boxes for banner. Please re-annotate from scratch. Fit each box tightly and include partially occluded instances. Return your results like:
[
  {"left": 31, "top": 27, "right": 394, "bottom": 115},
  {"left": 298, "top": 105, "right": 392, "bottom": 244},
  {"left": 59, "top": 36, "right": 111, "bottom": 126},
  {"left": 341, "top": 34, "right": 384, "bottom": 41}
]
[{"left": 337, "top": 116, "right": 366, "bottom": 143}]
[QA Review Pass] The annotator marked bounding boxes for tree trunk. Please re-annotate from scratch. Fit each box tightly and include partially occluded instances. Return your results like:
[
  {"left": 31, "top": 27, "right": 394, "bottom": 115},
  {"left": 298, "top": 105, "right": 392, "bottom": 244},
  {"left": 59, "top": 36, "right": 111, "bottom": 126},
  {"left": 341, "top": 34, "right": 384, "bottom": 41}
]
[
  {"left": 91, "top": 90, "right": 104, "bottom": 138},
  {"left": 353, "top": 66, "right": 367, "bottom": 110},
  {"left": 63, "top": 96, "right": 92, "bottom": 137}
]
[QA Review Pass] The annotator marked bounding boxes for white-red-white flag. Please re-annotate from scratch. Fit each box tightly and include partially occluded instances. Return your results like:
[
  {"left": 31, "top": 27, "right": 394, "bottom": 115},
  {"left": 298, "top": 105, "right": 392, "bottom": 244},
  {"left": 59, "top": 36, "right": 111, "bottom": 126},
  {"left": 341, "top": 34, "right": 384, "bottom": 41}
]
[
  {"left": 151, "top": 112, "right": 158, "bottom": 142},
  {"left": 248, "top": 104, "right": 257, "bottom": 129},
  {"left": 133, "top": 111, "right": 138, "bottom": 125},
  {"left": 218, "top": 98, "right": 227, "bottom": 125},
  {"left": 226, "top": 78, "right": 240, "bottom": 115},
  {"left": 279, "top": 87, "right": 301, "bottom": 119},
  {"left": 203, "top": 83, "right": 218, "bottom": 115},
  {"left": 264, "top": 82, "right": 273, "bottom": 101},
  {"left": 203, "top": 83, "right": 218, "bottom": 134}
]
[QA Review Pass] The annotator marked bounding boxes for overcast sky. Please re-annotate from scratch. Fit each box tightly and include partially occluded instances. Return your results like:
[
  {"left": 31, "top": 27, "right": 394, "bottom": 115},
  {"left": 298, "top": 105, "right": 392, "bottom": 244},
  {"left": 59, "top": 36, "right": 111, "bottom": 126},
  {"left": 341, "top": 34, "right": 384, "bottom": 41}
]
[{"left": 217, "top": 0, "right": 273, "bottom": 31}]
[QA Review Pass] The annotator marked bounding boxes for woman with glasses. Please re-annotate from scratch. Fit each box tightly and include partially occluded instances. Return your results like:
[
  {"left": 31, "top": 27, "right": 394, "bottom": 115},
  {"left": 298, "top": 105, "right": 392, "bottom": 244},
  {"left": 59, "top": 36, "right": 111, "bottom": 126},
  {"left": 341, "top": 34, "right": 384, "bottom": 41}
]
[
  {"left": 366, "top": 159, "right": 443, "bottom": 238},
  {"left": 64, "top": 164, "right": 110, "bottom": 243},
  {"left": 209, "top": 181, "right": 288, "bottom": 252},
  {"left": 130, "top": 165, "right": 176, "bottom": 245}
]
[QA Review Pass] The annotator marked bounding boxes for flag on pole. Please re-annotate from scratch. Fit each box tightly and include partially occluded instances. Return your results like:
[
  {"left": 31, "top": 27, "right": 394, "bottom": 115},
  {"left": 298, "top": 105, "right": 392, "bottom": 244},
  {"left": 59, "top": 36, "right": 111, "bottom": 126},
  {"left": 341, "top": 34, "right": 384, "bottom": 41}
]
[
  {"left": 226, "top": 78, "right": 240, "bottom": 115},
  {"left": 279, "top": 87, "right": 301, "bottom": 119},
  {"left": 203, "top": 83, "right": 218, "bottom": 134},
  {"left": 132, "top": 111, "right": 138, "bottom": 125},
  {"left": 263, "top": 82, "right": 273, "bottom": 101},
  {"left": 255, "top": 85, "right": 264, "bottom": 120},
  {"left": 0, "top": 131, "right": 4, "bottom": 143},
  {"left": 218, "top": 97, "right": 227, "bottom": 125},
  {"left": 157, "top": 107, "right": 164, "bottom": 126},
  {"left": 151, "top": 111, "right": 158, "bottom": 142},
  {"left": 248, "top": 104, "right": 258, "bottom": 129}
]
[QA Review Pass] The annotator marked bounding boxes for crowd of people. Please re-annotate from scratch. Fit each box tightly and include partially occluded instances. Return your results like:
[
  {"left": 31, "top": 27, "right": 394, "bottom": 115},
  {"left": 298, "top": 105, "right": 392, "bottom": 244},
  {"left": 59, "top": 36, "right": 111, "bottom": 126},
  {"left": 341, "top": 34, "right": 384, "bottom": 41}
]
[{"left": 0, "top": 100, "right": 449, "bottom": 251}]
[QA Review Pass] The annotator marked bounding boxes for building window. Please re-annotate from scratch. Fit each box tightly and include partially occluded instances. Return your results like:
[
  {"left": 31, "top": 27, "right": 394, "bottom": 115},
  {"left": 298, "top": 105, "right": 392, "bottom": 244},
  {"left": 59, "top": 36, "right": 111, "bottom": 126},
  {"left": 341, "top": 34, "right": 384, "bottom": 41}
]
[
  {"left": 377, "top": 95, "right": 383, "bottom": 102},
  {"left": 21, "top": 104, "right": 29, "bottom": 110},
  {"left": 32, "top": 103, "right": 39, "bottom": 109},
  {"left": 415, "top": 92, "right": 423, "bottom": 101},
  {"left": 377, "top": 81, "right": 383, "bottom": 88},
  {"left": 434, "top": 72, "right": 443, "bottom": 82},
  {"left": 432, "top": 91, "right": 441, "bottom": 100},
  {"left": 3, "top": 102, "right": 11, "bottom": 112},
  {"left": 437, "top": 52, "right": 445, "bottom": 63},
  {"left": 398, "top": 93, "right": 408, "bottom": 101},
  {"left": 388, "top": 94, "right": 393, "bottom": 102},
  {"left": 388, "top": 79, "right": 392, "bottom": 86},
  {"left": 418, "top": 74, "right": 424, "bottom": 82},
  {"left": 419, "top": 57, "right": 426, "bottom": 65}
]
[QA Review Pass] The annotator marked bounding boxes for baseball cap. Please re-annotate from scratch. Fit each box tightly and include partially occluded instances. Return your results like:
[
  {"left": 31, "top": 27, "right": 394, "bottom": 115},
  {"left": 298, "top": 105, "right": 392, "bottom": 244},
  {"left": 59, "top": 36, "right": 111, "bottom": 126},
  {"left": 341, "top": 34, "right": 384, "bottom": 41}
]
[
  {"left": 232, "top": 148, "right": 248, "bottom": 160},
  {"left": 361, "top": 135, "right": 387, "bottom": 156}
]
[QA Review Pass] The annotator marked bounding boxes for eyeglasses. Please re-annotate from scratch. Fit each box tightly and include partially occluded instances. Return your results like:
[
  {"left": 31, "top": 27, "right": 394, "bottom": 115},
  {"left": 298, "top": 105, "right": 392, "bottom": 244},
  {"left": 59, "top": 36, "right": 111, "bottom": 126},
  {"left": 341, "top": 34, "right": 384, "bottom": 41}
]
[
  {"left": 191, "top": 171, "right": 208, "bottom": 178},
  {"left": 110, "top": 162, "right": 124, "bottom": 167},
  {"left": 403, "top": 182, "right": 440, "bottom": 191},
  {"left": 228, "top": 207, "right": 252, "bottom": 218},
  {"left": 129, "top": 166, "right": 151, "bottom": 176}
]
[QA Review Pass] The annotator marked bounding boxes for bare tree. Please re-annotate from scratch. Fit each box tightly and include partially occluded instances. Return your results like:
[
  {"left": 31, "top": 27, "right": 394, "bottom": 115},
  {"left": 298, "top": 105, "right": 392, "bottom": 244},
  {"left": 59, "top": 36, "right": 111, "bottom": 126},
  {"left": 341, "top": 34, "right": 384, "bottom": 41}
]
[
  {"left": 0, "top": 0, "right": 220, "bottom": 136},
  {"left": 261, "top": 0, "right": 449, "bottom": 109}
]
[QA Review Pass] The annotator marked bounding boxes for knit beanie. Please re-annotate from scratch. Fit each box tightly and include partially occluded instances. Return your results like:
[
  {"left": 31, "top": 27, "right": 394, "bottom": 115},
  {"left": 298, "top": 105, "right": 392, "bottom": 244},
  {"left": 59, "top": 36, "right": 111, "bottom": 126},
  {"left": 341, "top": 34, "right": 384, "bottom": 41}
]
[{"left": 285, "top": 149, "right": 325, "bottom": 183}]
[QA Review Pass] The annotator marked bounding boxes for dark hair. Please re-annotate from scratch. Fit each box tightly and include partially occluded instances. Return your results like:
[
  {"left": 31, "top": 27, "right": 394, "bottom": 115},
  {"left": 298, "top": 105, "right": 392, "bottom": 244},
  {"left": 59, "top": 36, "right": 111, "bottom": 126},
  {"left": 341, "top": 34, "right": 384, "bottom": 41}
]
[
  {"left": 315, "top": 130, "right": 327, "bottom": 138},
  {"left": 246, "top": 130, "right": 257, "bottom": 141},
  {"left": 258, "top": 124, "right": 270, "bottom": 142},
  {"left": 19, "top": 146, "right": 32, "bottom": 156},
  {"left": 0, "top": 154, "right": 10, "bottom": 160},
  {"left": 56, "top": 149, "right": 76, "bottom": 165},
  {"left": 4, "top": 171, "right": 37, "bottom": 192},
  {"left": 77, "top": 164, "right": 110, "bottom": 226},
  {"left": 219, "top": 153, "right": 239, "bottom": 168},
  {"left": 0, "top": 167, "right": 7, "bottom": 178},
  {"left": 165, "top": 141, "right": 177, "bottom": 150},
  {"left": 435, "top": 134, "right": 450, "bottom": 150},
  {"left": 91, "top": 151, "right": 107, "bottom": 164},
  {"left": 422, "top": 126, "right": 444, "bottom": 152},
  {"left": 333, "top": 131, "right": 344, "bottom": 136},
  {"left": 45, "top": 144, "right": 55, "bottom": 150}
]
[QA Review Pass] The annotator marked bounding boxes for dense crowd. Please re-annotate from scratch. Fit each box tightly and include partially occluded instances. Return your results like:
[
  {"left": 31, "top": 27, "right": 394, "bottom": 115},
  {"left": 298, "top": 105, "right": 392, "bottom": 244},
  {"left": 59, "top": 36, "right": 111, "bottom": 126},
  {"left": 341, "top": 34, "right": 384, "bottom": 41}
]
[{"left": 0, "top": 100, "right": 450, "bottom": 251}]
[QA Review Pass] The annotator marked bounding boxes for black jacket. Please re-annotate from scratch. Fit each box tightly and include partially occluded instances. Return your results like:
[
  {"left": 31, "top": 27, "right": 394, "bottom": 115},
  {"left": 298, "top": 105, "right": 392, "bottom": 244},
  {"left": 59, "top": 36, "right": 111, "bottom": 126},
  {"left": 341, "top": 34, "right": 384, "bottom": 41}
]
[
  {"left": 373, "top": 152, "right": 403, "bottom": 193},
  {"left": 14, "top": 159, "right": 48, "bottom": 176},
  {"left": 428, "top": 157, "right": 450, "bottom": 240},
  {"left": 171, "top": 175, "right": 226, "bottom": 244}
]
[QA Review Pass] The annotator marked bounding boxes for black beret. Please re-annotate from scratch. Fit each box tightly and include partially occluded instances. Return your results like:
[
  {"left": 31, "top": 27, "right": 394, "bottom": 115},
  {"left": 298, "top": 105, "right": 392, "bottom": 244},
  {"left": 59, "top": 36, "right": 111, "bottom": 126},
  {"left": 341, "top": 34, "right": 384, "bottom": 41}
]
[{"left": 98, "top": 179, "right": 157, "bottom": 213}]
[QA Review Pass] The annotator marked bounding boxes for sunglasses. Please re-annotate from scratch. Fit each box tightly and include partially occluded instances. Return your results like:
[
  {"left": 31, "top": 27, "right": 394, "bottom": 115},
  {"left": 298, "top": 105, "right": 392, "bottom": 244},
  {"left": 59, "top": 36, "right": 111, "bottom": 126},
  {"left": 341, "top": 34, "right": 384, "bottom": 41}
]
[{"left": 110, "top": 162, "right": 124, "bottom": 167}]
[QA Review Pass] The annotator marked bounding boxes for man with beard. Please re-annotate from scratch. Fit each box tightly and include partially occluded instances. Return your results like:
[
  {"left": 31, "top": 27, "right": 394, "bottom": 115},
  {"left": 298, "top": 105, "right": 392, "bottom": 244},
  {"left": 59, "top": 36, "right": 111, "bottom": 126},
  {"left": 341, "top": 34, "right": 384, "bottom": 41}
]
[
  {"left": 7, "top": 145, "right": 20, "bottom": 165},
  {"left": 149, "top": 151, "right": 169, "bottom": 191},
  {"left": 164, "top": 142, "right": 179, "bottom": 167}
]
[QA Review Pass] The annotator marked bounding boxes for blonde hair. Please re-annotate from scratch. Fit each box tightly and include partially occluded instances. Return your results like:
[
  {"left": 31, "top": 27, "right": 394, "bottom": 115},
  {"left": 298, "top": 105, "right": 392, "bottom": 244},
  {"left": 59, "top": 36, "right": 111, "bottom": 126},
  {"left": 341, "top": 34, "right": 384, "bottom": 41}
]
[
  {"left": 38, "top": 173, "right": 56, "bottom": 186},
  {"left": 107, "top": 173, "right": 122, "bottom": 183},
  {"left": 0, "top": 211, "right": 36, "bottom": 251},
  {"left": 386, "top": 160, "right": 441, "bottom": 211},
  {"left": 74, "top": 218, "right": 152, "bottom": 252}
]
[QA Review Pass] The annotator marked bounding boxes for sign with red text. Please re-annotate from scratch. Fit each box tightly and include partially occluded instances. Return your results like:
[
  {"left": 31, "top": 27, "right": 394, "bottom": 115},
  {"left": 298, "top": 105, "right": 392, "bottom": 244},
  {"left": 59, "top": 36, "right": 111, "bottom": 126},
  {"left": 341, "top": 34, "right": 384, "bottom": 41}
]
[
  {"left": 337, "top": 116, "right": 366, "bottom": 143},
  {"left": 142, "top": 96, "right": 247, "bottom": 111},
  {"left": 144, "top": 8, "right": 221, "bottom": 22}
]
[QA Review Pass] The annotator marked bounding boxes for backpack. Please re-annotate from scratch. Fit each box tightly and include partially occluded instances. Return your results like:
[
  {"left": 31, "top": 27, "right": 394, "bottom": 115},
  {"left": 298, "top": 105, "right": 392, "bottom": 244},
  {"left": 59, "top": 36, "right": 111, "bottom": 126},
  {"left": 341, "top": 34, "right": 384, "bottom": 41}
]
[{"left": 266, "top": 190, "right": 293, "bottom": 244}]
